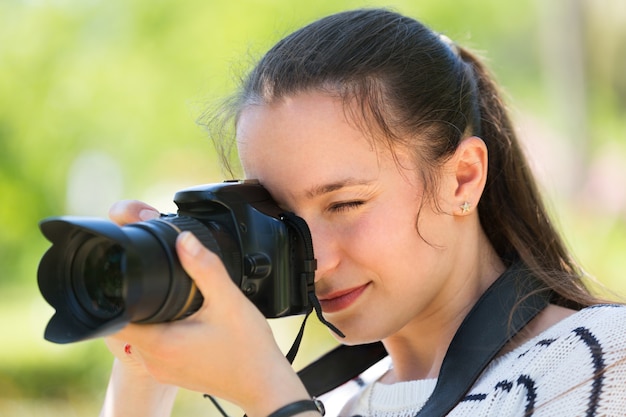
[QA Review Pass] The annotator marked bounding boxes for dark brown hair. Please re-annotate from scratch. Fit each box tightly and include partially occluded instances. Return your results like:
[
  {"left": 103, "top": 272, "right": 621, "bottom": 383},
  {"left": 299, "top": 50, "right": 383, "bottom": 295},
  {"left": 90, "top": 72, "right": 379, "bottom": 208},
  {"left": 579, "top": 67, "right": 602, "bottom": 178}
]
[{"left": 206, "top": 8, "right": 602, "bottom": 308}]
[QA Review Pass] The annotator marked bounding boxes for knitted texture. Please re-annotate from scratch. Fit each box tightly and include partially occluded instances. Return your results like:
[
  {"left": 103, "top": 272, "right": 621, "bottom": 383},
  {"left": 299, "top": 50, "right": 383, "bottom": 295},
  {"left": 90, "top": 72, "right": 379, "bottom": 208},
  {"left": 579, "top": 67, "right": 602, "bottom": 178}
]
[{"left": 340, "top": 305, "right": 626, "bottom": 417}]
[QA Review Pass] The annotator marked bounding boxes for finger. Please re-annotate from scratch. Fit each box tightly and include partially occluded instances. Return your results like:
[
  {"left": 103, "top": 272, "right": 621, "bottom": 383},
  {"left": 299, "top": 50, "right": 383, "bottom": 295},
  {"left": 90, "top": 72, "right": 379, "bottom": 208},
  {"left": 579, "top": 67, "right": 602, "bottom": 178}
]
[
  {"left": 176, "top": 231, "right": 238, "bottom": 302},
  {"left": 109, "top": 233, "right": 233, "bottom": 346},
  {"left": 108, "top": 200, "right": 160, "bottom": 225}
]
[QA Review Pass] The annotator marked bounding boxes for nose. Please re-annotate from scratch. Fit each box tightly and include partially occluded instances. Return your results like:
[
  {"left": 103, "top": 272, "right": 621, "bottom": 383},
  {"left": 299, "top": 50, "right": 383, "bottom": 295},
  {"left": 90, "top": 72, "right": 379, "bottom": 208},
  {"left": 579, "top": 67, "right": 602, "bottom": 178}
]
[{"left": 305, "top": 218, "right": 340, "bottom": 283}]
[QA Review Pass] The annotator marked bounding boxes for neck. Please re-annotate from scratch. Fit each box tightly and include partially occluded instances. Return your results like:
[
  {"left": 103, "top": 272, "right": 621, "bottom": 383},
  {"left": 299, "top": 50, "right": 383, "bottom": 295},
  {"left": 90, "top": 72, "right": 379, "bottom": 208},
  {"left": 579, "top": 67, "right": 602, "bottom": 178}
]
[{"left": 381, "top": 244, "right": 505, "bottom": 383}]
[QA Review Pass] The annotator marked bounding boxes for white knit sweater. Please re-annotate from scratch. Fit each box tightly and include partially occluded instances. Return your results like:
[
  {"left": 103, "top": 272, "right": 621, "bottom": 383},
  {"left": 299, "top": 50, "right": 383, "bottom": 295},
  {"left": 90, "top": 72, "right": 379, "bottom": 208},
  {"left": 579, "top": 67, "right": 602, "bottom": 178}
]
[{"left": 337, "top": 305, "right": 626, "bottom": 417}]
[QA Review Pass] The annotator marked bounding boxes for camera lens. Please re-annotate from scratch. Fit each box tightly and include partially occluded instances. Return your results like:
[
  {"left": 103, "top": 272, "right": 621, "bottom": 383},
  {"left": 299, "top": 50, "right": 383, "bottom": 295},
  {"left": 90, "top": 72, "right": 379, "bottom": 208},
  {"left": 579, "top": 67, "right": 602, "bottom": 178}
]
[{"left": 72, "top": 238, "right": 125, "bottom": 320}]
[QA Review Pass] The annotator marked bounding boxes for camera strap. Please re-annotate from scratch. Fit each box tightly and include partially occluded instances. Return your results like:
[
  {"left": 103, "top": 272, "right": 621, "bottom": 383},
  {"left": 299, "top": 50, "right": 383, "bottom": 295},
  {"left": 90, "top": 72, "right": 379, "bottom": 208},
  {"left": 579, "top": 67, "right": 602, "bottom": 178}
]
[
  {"left": 280, "top": 212, "right": 345, "bottom": 340},
  {"left": 296, "top": 263, "right": 552, "bottom": 417}
]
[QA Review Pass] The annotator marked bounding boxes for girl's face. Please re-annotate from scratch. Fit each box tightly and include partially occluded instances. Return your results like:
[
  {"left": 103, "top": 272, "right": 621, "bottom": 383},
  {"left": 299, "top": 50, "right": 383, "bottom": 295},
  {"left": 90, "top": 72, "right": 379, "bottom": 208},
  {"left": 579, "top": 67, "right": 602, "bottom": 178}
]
[{"left": 237, "top": 92, "right": 467, "bottom": 345}]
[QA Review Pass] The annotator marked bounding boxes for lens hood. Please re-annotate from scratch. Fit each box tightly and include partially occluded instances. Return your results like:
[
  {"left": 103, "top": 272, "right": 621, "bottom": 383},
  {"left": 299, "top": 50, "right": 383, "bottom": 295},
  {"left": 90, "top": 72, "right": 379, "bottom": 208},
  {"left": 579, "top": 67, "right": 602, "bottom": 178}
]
[{"left": 38, "top": 217, "right": 136, "bottom": 343}]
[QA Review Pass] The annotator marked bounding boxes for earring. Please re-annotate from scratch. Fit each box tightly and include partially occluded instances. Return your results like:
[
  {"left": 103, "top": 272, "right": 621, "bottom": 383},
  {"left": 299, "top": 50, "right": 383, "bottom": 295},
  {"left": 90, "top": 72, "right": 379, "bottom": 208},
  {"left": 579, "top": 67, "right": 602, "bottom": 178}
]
[{"left": 460, "top": 201, "right": 471, "bottom": 214}]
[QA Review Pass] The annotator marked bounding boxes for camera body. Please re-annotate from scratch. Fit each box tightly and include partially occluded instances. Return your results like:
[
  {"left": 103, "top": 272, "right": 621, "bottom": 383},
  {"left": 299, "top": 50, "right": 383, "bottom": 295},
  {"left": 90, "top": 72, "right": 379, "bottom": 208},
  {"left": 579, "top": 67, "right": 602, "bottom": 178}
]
[{"left": 38, "top": 180, "right": 316, "bottom": 344}]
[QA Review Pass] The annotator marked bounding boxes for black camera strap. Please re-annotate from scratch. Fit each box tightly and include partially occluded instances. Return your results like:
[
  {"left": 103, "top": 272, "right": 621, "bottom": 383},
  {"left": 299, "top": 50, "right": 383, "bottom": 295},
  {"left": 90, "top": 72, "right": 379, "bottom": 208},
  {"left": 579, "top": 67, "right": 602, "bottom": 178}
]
[
  {"left": 296, "top": 263, "right": 552, "bottom": 417},
  {"left": 280, "top": 212, "right": 344, "bottom": 341}
]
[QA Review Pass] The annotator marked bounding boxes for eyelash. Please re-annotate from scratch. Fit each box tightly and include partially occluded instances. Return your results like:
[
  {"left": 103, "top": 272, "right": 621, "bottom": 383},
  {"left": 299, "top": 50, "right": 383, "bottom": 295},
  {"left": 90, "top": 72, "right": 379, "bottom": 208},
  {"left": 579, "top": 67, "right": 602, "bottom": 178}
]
[{"left": 329, "top": 201, "right": 365, "bottom": 213}]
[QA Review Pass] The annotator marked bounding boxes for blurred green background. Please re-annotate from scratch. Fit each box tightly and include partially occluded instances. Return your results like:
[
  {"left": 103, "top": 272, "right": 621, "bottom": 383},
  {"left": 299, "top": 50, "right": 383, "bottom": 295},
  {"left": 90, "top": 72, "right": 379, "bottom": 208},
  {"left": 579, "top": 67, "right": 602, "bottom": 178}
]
[{"left": 1, "top": 0, "right": 625, "bottom": 415}]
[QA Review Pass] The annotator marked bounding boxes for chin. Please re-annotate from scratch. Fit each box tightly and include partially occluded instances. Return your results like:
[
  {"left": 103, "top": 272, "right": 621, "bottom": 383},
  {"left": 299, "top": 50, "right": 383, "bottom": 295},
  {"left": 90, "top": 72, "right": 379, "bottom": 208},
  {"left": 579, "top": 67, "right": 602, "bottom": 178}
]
[{"left": 326, "top": 321, "right": 386, "bottom": 346}]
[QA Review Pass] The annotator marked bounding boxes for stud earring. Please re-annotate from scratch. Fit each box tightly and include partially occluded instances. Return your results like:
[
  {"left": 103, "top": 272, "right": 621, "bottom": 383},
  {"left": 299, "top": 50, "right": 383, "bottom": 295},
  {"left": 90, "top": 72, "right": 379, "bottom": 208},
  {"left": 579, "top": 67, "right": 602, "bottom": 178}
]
[{"left": 460, "top": 201, "right": 471, "bottom": 214}]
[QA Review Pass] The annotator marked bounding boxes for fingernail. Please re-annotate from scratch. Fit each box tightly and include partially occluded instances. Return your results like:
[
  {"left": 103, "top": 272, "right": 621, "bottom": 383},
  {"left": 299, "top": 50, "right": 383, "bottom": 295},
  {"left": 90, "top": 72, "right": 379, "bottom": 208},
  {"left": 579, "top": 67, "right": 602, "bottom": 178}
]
[
  {"left": 139, "top": 209, "right": 160, "bottom": 221},
  {"left": 179, "top": 231, "right": 202, "bottom": 256}
]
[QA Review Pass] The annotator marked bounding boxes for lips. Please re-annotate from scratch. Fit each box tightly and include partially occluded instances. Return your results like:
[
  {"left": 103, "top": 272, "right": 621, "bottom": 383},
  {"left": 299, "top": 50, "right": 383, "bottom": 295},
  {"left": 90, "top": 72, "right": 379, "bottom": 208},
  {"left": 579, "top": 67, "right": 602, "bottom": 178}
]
[{"left": 317, "top": 283, "right": 369, "bottom": 313}]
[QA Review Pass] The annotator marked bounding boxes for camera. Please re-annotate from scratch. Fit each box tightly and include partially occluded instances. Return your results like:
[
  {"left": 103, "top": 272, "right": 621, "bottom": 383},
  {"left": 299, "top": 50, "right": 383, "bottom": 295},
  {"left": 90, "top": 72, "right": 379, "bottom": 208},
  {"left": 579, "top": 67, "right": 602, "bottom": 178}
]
[{"left": 37, "top": 180, "right": 317, "bottom": 344}]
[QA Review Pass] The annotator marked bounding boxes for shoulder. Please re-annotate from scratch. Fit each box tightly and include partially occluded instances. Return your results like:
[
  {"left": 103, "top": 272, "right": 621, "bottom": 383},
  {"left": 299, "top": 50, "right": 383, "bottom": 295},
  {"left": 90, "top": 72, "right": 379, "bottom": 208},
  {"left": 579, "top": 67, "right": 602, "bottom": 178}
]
[
  {"left": 571, "top": 303, "right": 626, "bottom": 321},
  {"left": 498, "top": 303, "right": 626, "bottom": 365},
  {"left": 504, "top": 304, "right": 626, "bottom": 369},
  {"left": 562, "top": 303, "right": 626, "bottom": 327},
  {"left": 558, "top": 304, "right": 626, "bottom": 347},
  {"left": 563, "top": 304, "right": 626, "bottom": 358},
  {"left": 455, "top": 304, "right": 626, "bottom": 416}
]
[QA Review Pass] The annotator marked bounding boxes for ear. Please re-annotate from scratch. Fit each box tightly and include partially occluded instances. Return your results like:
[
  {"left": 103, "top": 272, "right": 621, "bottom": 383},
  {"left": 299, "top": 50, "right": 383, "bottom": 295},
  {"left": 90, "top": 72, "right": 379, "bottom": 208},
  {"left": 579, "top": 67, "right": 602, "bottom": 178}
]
[{"left": 449, "top": 136, "right": 488, "bottom": 216}]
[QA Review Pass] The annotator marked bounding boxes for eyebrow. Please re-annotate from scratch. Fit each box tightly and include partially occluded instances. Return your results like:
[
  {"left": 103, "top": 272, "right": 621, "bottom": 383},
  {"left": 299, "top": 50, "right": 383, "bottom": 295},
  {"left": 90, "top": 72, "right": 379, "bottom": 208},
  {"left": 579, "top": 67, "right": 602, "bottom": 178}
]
[{"left": 304, "top": 178, "right": 374, "bottom": 199}]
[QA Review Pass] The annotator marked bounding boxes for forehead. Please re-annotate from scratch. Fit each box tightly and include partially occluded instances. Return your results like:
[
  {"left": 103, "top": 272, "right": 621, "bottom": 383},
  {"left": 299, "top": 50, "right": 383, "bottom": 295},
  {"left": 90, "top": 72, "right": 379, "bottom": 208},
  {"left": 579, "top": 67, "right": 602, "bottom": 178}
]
[
  {"left": 235, "top": 93, "right": 408, "bottom": 199},
  {"left": 238, "top": 94, "right": 381, "bottom": 155},
  {"left": 236, "top": 92, "right": 408, "bottom": 163}
]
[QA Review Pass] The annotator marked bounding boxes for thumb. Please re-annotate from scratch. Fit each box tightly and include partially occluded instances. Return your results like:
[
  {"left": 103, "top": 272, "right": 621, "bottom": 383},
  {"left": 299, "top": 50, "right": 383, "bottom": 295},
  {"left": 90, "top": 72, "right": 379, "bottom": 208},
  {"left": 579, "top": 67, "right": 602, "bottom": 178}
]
[{"left": 175, "top": 231, "right": 238, "bottom": 302}]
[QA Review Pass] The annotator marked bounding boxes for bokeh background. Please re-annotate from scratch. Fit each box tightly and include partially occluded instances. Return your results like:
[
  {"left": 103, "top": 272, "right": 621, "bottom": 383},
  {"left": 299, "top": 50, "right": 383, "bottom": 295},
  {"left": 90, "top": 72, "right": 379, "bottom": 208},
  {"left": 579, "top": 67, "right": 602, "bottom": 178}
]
[{"left": 1, "top": 0, "right": 625, "bottom": 415}]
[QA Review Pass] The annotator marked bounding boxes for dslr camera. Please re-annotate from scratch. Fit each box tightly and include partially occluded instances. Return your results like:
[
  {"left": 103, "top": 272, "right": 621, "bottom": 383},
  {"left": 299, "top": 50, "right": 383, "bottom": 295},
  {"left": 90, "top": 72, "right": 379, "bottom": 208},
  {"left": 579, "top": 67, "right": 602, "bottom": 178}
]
[{"left": 38, "top": 180, "right": 317, "bottom": 344}]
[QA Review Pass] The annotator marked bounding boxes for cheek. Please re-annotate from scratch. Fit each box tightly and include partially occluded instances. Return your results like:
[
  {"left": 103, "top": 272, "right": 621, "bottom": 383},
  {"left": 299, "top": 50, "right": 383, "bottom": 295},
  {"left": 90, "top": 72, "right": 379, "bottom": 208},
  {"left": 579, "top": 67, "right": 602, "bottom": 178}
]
[{"left": 341, "top": 205, "right": 423, "bottom": 265}]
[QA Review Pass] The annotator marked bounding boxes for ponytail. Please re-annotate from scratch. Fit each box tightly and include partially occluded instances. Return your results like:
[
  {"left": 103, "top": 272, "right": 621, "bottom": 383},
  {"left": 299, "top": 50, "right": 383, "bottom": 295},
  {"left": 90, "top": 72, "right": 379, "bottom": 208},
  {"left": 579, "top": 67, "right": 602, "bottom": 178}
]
[{"left": 458, "top": 47, "right": 597, "bottom": 308}]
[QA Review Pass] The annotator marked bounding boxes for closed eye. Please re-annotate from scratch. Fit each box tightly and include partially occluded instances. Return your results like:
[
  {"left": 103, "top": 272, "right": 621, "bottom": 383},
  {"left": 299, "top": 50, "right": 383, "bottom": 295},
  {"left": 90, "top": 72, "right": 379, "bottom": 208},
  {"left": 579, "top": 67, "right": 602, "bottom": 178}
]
[{"left": 328, "top": 201, "right": 365, "bottom": 213}]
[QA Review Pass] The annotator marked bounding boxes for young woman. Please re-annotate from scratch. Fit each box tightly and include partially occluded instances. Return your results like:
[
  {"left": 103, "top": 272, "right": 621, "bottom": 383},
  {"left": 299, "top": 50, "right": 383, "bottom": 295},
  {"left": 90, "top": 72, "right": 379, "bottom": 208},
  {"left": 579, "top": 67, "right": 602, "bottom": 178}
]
[{"left": 100, "top": 9, "right": 626, "bottom": 417}]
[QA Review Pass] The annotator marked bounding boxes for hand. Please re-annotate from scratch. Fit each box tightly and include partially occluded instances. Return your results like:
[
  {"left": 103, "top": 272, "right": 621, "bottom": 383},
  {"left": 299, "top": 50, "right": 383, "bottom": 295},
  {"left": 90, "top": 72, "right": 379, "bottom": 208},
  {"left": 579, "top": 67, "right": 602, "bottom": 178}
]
[
  {"left": 105, "top": 200, "right": 163, "bottom": 376},
  {"left": 103, "top": 200, "right": 311, "bottom": 417},
  {"left": 101, "top": 200, "right": 178, "bottom": 417}
]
